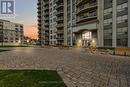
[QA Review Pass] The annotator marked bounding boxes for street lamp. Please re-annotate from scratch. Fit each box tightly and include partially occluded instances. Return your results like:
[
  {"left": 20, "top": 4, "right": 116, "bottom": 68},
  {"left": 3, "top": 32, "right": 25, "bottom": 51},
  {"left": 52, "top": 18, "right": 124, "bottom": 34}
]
[{"left": 27, "top": 39, "right": 29, "bottom": 46}]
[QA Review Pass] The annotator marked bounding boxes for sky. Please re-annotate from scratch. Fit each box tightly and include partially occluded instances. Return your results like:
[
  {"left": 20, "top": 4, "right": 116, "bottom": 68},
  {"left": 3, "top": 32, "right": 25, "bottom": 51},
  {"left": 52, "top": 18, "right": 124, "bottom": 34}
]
[{"left": 2, "top": 0, "right": 38, "bottom": 39}]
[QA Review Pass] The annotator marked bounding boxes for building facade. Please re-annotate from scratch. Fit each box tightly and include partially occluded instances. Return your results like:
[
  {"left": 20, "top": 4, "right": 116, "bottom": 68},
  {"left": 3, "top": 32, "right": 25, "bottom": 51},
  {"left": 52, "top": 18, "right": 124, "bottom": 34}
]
[
  {"left": 99, "top": 0, "right": 130, "bottom": 48},
  {"left": 37, "top": 0, "right": 76, "bottom": 46},
  {"left": 0, "top": 20, "right": 24, "bottom": 45},
  {"left": 38, "top": 0, "right": 130, "bottom": 48},
  {"left": 38, "top": 0, "right": 49, "bottom": 45},
  {"left": 73, "top": 0, "right": 98, "bottom": 47},
  {"left": 67, "top": 0, "right": 76, "bottom": 46},
  {"left": 49, "top": 0, "right": 57, "bottom": 46}
]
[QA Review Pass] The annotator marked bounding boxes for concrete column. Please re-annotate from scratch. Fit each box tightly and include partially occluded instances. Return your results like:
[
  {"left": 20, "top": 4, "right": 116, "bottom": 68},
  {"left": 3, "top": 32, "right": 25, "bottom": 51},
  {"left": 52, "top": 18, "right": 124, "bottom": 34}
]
[
  {"left": 128, "top": 0, "right": 130, "bottom": 47},
  {"left": 70, "top": 0, "right": 73, "bottom": 46},
  {"left": 63, "top": 0, "right": 68, "bottom": 46},
  {"left": 112, "top": 0, "right": 117, "bottom": 47},
  {"left": 97, "top": 0, "right": 104, "bottom": 47}
]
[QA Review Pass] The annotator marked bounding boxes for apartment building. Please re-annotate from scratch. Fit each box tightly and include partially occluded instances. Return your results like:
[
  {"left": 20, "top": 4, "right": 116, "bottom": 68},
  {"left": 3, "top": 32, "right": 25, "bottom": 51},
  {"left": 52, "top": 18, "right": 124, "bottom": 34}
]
[
  {"left": 38, "top": 0, "right": 130, "bottom": 48},
  {"left": 15, "top": 23, "right": 24, "bottom": 44},
  {"left": 37, "top": 0, "right": 42, "bottom": 45},
  {"left": 99, "top": 0, "right": 130, "bottom": 47},
  {"left": 38, "top": 0, "right": 49, "bottom": 45},
  {"left": 73, "top": 0, "right": 98, "bottom": 47},
  {"left": 38, "top": 0, "right": 76, "bottom": 46},
  {"left": 0, "top": 20, "right": 24, "bottom": 45}
]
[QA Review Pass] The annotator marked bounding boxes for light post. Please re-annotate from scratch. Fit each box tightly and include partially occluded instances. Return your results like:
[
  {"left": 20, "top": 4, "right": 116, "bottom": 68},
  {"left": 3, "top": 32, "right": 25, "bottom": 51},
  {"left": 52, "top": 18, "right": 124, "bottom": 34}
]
[{"left": 27, "top": 39, "right": 29, "bottom": 46}]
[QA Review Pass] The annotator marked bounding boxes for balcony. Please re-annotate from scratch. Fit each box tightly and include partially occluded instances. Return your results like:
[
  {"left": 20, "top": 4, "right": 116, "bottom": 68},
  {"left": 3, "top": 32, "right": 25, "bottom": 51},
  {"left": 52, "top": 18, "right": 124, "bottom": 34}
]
[
  {"left": 104, "top": 24, "right": 112, "bottom": 30},
  {"left": 56, "top": 10, "right": 63, "bottom": 16},
  {"left": 45, "top": 31, "right": 49, "bottom": 35},
  {"left": 56, "top": 37, "right": 64, "bottom": 41},
  {"left": 117, "top": 20, "right": 128, "bottom": 28},
  {"left": 56, "top": 17, "right": 63, "bottom": 22},
  {"left": 117, "top": 0, "right": 128, "bottom": 5},
  {"left": 56, "top": 3, "right": 63, "bottom": 10},
  {"left": 104, "top": 13, "right": 112, "bottom": 20},
  {"left": 38, "top": 27, "right": 41, "bottom": 30},
  {"left": 77, "top": 2, "right": 97, "bottom": 15},
  {"left": 117, "top": 8, "right": 128, "bottom": 17},
  {"left": 44, "top": 6, "right": 49, "bottom": 11},
  {"left": 37, "top": 2, "right": 41, "bottom": 6},
  {"left": 76, "top": 13, "right": 97, "bottom": 24},
  {"left": 44, "top": 1, "right": 49, "bottom": 6},
  {"left": 44, "top": 23, "right": 49, "bottom": 27},
  {"left": 38, "top": 35, "right": 41, "bottom": 38},
  {"left": 76, "top": 0, "right": 89, "bottom": 6},
  {"left": 37, "top": 6, "right": 41, "bottom": 9},
  {"left": 56, "top": 24, "right": 64, "bottom": 28},
  {"left": 44, "top": 12, "right": 49, "bottom": 16},
  {"left": 37, "top": 10, "right": 41, "bottom": 13},
  {"left": 56, "top": 0, "right": 63, "bottom": 3},
  {"left": 104, "top": 3, "right": 112, "bottom": 9},
  {"left": 45, "top": 37, "right": 49, "bottom": 41},
  {"left": 44, "top": 17, "right": 49, "bottom": 21},
  {"left": 37, "top": 13, "right": 41, "bottom": 17},
  {"left": 57, "top": 30, "right": 64, "bottom": 34},
  {"left": 38, "top": 23, "right": 41, "bottom": 26},
  {"left": 38, "top": 31, "right": 41, "bottom": 34},
  {"left": 38, "top": 19, "right": 41, "bottom": 22}
]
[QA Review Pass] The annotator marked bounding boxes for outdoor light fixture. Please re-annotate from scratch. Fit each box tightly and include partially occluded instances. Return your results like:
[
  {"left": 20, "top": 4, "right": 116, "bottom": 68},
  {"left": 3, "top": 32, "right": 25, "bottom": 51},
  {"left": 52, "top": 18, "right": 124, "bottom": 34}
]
[
  {"left": 92, "top": 39, "right": 95, "bottom": 43},
  {"left": 27, "top": 40, "right": 29, "bottom": 43},
  {"left": 18, "top": 39, "right": 21, "bottom": 44},
  {"left": 78, "top": 39, "right": 82, "bottom": 43},
  {"left": 77, "top": 39, "right": 82, "bottom": 47}
]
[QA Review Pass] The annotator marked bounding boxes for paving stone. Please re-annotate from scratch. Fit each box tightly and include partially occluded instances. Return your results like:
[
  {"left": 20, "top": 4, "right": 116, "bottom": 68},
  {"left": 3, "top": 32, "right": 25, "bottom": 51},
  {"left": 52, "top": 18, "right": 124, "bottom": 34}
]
[
  {"left": 0, "top": 47, "right": 129, "bottom": 87},
  {"left": 120, "top": 78, "right": 128, "bottom": 87}
]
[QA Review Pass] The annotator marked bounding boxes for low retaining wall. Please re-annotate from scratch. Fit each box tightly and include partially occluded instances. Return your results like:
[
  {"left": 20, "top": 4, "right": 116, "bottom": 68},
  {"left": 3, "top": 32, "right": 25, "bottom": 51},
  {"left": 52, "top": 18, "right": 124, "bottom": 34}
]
[{"left": 114, "top": 48, "right": 130, "bottom": 56}]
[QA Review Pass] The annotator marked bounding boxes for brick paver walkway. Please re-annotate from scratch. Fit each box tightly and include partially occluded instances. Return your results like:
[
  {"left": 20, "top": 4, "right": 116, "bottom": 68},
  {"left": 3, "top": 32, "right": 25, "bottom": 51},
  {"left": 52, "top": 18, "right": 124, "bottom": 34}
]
[{"left": 0, "top": 47, "right": 130, "bottom": 87}]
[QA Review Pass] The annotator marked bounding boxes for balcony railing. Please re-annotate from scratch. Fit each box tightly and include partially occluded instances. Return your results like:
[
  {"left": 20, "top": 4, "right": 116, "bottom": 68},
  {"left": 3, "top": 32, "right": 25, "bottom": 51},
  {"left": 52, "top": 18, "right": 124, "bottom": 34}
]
[
  {"left": 44, "top": 12, "right": 49, "bottom": 16},
  {"left": 37, "top": 2, "right": 41, "bottom": 6},
  {"left": 44, "top": 23, "right": 49, "bottom": 27},
  {"left": 56, "top": 24, "right": 64, "bottom": 28},
  {"left": 56, "top": 17, "right": 63, "bottom": 22},
  {"left": 56, "top": 37, "right": 64, "bottom": 40},
  {"left": 37, "top": 6, "right": 41, "bottom": 9},
  {"left": 37, "top": 10, "right": 41, "bottom": 13},
  {"left": 38, "top": 19, "right": 41, "bottom": 22},
  {"left": 57, "top": 30, "right": 64, "bottom": 34},
  {"left": 77, "top": 13, "right": 97, "bottom": 23},
  {"left": 56, "top": 3, "right": 63, "bottom": 10},
  {"left": 56, "top": 0, "right": 63, "bottom": 3},
  {"left": 44, "top": 17, "right": 49, "bottom": 21},
  {"left": 56, "top": 10, "right": 64, "bottom": 16},
  {"left": 37, "top": 14, "right": 41, "bottom": 18},
  {"left": 76, "top": 0, "right": 89, "bottom": 6},
  {"left": 44, "top": 6, "right": 49, "bottom": 11},
  {"left": 77, "top": 2, "right": 97, "bottom": 15},
  {"left": 44, "top": 1, "right": 49, "bottom": 6}
]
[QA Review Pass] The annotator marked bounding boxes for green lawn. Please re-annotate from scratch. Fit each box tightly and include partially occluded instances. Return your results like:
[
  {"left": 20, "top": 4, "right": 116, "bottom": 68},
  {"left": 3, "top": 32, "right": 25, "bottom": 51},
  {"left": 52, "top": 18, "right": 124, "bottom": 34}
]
[{"left": 0, "top": 70, "right": 67, "bottom": 87}]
